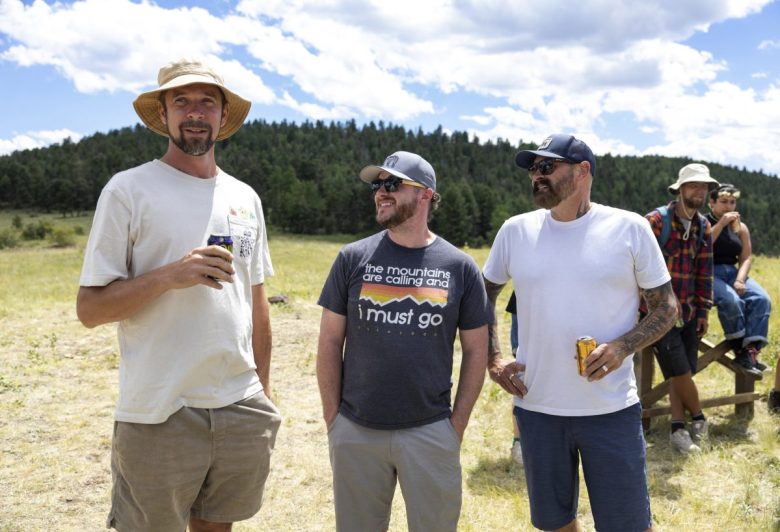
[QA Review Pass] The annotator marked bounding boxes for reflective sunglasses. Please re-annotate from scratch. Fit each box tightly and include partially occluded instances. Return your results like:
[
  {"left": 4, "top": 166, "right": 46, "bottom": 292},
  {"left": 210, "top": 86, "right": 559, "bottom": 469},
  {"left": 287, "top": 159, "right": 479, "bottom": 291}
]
[
  {"left": 527, "top": 158, "right": 576, "bottom": 178},
  {"left": 370, "top": 176, "right": 426, "bottom": 193}
]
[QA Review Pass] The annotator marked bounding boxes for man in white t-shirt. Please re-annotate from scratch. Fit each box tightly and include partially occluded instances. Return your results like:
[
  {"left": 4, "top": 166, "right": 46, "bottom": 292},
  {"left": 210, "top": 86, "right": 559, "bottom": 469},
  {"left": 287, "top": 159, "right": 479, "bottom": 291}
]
[
  {"left": 483, "top": 134, "right": 676, "bottom": 532},
  {"left": 77, "top": 59, "right": 281, "bottom": 532}
]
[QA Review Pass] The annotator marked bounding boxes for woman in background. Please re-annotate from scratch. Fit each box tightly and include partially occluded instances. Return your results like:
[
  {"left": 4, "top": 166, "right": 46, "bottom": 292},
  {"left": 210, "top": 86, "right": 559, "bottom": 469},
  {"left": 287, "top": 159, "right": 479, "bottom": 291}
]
[{"left": 707, "top": 184, "right": 777, "bottom": 412}]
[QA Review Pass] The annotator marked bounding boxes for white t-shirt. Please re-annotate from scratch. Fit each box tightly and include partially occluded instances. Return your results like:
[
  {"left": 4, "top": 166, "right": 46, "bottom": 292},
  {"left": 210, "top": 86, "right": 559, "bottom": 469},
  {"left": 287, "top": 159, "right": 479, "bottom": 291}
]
[
  {"left": 80, "top": 160, "right": 274, "bottom": 423},
  {"left": 483, "top": 203, "right": 670, "bottom": 416}
]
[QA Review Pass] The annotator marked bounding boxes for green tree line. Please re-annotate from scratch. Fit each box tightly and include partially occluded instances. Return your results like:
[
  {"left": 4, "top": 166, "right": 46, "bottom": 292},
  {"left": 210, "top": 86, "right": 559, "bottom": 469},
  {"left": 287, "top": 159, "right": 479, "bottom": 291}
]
[{"left": 1, "top": 120, "right": 778, "bottom": 254}]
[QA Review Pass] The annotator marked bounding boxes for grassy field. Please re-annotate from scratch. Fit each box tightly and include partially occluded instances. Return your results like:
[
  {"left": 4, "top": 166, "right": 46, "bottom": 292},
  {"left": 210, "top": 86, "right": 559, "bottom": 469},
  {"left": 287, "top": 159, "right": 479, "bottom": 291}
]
[{"left": 0, "top": 211, "right": 779, "bottom": 531}]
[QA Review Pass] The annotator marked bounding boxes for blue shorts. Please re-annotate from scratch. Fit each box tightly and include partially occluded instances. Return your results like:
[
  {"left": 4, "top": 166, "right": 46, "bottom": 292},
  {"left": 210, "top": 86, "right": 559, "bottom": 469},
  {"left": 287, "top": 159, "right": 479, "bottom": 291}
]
[{"left": 514, "top": 403, "right": 651, "bottom": 532}]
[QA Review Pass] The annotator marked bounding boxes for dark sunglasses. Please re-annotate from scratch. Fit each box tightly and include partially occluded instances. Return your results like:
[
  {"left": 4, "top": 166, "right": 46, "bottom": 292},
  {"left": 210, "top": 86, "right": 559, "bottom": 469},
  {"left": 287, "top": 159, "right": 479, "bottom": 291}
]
[
  {"left": 370, "top": 176, "right": 426, "bottom": 193},
  {"left": 527, "top": 158, "right": 576, "bottom": 177}
]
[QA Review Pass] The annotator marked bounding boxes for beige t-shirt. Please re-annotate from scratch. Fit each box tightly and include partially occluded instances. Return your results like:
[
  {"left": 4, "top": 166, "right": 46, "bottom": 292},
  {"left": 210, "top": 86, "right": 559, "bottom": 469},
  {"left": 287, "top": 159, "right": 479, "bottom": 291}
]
[{"left": 80, "top": 160, "right": 273, "bottom": 423}]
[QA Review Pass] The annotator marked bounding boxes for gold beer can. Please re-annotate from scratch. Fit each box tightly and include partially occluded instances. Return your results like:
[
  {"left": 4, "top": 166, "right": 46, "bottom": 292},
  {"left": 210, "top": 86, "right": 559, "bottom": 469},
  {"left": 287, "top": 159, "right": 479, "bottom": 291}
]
[{"left": 576, "top": 336, "right": 597, "bottom": 376}]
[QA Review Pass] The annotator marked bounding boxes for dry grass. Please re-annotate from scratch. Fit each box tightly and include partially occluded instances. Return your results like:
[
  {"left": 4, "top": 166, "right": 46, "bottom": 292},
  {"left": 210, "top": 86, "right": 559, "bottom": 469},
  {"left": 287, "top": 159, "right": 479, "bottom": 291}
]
[{"left": 0, "top": 224, "right": 779, "bottom": 531}]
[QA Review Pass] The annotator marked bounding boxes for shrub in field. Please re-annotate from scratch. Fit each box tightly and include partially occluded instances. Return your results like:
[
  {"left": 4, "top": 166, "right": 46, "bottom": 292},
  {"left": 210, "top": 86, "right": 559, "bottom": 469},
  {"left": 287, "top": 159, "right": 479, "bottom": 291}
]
[
  {"left": 0, "top": 228, "right": 19, "bottom": 249},
  {"left": 22, "top": 219, "right": 53, "bottom": 240},
  {"left": 11, "top": 215, "right": 23, "bottom": 229},
  {"left": 50, "top": 227, "right": 76, "bottom": 248},
  {"left": 73, "top": 225, "right": 85, "bottom": 235}
]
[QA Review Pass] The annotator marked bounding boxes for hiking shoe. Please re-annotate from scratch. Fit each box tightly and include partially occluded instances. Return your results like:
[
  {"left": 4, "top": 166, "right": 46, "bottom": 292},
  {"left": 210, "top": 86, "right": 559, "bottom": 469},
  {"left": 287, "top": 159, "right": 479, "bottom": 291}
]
[
  {"left": 670, "top": 429, "right": 701, "bottom": 454},
  {"left": 769, "top": 390, "right": 780, "bottom": 415},
  {"left": 511, "top": 440, "right": 524, "bottom": 465},
  {"left": 690, "top": 419, "right": 709, "bottom": 447},
  {"left": 754, "top": 360, "right": 769, "bottom": 372},
  {"left": 731, "top": 352, "right": 763, "bottom": 379}
]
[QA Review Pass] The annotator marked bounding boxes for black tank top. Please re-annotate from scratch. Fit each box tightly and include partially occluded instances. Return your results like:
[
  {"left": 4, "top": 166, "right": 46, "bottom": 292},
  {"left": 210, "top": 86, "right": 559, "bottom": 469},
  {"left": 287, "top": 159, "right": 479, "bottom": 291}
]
[{"left": 706, "top": 212, "right": 741, "bottom": 265}]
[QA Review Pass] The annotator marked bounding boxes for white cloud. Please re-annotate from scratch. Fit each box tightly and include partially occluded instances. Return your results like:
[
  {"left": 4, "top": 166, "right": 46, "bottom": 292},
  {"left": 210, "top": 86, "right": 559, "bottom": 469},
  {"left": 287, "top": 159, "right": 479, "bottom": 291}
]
[
  {"left": 0, "top": 129, "right": 83, "bottom": 155},
  {"left": 1, "top": 0, "right": 779, "bottom": 174},
  {"left": 460, "top": 114, "right": 492, "bottom": 127},
  {"left": 758, "top": 39, "right": 780, "bottom": 50},
  {"left": 0, "top": 0, "right": 275, "bottom": 99}
]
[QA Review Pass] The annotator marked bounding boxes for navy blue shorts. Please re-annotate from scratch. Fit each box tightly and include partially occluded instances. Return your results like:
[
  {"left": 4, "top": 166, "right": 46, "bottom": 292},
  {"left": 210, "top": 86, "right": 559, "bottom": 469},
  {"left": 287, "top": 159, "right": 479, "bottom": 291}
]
[
  {"left": 514, "top": 403, "right": 651, "bottom": 532},
  {"left": 653, "top": 318, "right": 699, "bottom": 379}
]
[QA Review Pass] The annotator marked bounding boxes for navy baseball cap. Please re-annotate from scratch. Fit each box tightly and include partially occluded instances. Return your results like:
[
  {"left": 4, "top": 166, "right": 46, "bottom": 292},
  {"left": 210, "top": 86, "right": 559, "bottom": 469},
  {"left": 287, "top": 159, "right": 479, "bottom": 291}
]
[
  {"left": 515, "top": 134, "right": 596, "bottom": 177},
  {"left": 359, "top": 151, "right": 437, "bottom": 191}
]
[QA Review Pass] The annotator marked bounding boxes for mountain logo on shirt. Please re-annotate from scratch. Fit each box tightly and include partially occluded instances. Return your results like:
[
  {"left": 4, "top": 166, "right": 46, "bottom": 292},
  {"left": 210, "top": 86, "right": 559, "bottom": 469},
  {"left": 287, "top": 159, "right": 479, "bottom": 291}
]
[{"left": 359, "top": 283, "right": 448, "bottom": 308}]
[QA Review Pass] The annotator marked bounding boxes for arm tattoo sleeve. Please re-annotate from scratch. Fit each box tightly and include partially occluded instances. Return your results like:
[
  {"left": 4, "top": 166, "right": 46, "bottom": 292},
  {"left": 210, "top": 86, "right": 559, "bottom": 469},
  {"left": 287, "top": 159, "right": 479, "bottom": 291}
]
[
  {"left": 482, "top": 276, "right": 506, "bottom": 363},
  {"left": 612, "top": 281, "right": 676, "bottom": 359}
]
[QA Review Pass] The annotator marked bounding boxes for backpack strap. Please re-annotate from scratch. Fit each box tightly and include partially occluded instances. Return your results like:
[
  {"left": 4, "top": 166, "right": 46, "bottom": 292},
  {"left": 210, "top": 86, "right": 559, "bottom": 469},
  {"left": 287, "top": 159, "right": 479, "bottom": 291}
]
[
  {"left": 656, "top": 205, "right": 672, "bottom": 249},
  {"left": 655, "top": 205, "right": 706, "bottom": 255}
]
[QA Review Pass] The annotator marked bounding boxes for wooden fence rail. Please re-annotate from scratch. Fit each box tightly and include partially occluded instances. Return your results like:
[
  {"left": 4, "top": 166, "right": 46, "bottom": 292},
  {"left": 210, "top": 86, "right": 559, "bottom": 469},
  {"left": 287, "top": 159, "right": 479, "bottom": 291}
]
[{"left": 634, "top": 338, "right": 761, "bottom": 430}]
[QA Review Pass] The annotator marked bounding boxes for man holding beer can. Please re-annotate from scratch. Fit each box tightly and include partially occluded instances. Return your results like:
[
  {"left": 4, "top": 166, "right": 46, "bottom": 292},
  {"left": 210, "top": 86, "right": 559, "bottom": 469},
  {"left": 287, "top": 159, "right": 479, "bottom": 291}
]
[
  {"left": 483, "top": 134, "right": 676, "bottom": 532},
  {"left": 77, "top": 59, "right": 280, "bottom": 531}
]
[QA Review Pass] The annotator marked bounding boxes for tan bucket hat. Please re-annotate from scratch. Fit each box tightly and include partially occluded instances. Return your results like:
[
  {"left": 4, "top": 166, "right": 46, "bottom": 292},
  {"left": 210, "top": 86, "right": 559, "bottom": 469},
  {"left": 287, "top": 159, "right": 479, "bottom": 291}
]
[
  {"left": 668, "top": 163, "right": 720, "bottom": 195},
  {"left": 132, "top": 59, "right": 251, "bottom": 141}
]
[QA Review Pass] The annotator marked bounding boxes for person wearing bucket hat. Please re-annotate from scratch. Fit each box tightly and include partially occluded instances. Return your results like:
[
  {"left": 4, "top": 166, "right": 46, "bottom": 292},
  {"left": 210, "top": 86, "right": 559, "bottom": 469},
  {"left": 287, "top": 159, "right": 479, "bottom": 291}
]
[
  {"left": 644, "top": 162, "right": 719, "bottom": 455},
  {"left": 667, "top": 163, "right": 720, "bottom": 195},
  {"left": 77, "top": 59, "right": 281, "bottom": 531},
  {"left": 483, "top": 134, "right": 676, "bottom": 531},
  {"left": 317, "top": 151, "right": 490, "bottom": 531}
]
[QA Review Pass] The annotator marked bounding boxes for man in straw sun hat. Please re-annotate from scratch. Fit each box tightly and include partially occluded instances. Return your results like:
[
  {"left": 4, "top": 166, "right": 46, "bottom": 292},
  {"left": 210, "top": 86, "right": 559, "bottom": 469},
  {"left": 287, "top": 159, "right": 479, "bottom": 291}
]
[
  {"left": 77, "top": 59, "right": 280, "bottom": 531},
  {"left": 644, "top": 162, "right": 719, "bottom": 455}
]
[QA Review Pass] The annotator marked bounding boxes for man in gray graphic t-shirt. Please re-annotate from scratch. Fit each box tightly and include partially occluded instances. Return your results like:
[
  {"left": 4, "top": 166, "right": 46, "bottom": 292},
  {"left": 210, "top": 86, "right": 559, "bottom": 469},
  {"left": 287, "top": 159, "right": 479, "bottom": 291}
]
[{"left": 317, "top": 151, "right": 490, "bottom": 532}]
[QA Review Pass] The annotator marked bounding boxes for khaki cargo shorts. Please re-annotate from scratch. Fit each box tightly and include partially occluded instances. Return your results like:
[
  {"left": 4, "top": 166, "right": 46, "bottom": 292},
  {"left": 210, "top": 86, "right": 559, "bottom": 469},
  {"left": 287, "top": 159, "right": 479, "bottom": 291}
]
[{"left": 107, "top": 392, "right": 281, "bottom": 531}]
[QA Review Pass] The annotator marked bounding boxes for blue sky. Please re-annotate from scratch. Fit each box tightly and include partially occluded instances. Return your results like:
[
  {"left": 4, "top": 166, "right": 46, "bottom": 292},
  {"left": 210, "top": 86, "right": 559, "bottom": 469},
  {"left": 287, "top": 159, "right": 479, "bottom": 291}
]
[{"left": 1, "top": 0, "right": 779, "bottom": 175}]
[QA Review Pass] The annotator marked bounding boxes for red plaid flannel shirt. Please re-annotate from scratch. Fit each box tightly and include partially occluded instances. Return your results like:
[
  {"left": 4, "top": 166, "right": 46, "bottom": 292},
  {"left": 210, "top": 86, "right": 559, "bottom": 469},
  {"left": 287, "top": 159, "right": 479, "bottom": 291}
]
[{"left": 643, "top": 201, "right": 714, "bottom": 322}]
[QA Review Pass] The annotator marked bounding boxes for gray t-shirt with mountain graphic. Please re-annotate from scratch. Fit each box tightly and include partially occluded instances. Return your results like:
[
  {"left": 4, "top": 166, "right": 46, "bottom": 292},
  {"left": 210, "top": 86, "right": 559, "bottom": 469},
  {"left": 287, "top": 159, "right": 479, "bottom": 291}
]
[{"left": 318, "top": 231, "right": 490, "bottom": 430}]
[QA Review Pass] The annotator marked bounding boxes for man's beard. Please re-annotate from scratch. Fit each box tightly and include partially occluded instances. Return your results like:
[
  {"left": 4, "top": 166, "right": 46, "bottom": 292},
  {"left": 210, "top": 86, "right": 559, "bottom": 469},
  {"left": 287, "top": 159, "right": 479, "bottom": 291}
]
[
  {"left": 376, "top": 198, "right": 418, "bottom": 229},
  {"left": 682, "top": 195, "right": 705, "bottom": 210},
  {"left": 532, "top": 168, "right": 575, "bottom": 209},
  {"left": 170, "top": 120, "right": 215, "bottom": 156}
]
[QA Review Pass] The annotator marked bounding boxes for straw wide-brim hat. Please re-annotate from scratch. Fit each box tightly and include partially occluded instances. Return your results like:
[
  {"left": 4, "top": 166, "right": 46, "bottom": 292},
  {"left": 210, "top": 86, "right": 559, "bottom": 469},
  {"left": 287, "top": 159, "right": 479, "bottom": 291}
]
[
  {"left": 668, "top": 163, "right": 720, "bottom": 194},
  {"left": 132, "top": 59, "right": 251, "bottom": 141}
]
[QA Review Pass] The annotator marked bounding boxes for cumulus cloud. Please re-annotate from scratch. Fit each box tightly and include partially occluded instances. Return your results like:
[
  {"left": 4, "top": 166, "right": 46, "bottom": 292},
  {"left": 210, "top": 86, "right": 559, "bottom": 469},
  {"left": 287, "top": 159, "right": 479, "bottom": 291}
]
[
  {"left": 0, "top": 0, "right": 275, "bottom": 98},
  {"left": 0, "top": 129, "right": 83, "bottom": 155},
  {"left": 1, "top": 0, "right": 779, "bottom": 173}
]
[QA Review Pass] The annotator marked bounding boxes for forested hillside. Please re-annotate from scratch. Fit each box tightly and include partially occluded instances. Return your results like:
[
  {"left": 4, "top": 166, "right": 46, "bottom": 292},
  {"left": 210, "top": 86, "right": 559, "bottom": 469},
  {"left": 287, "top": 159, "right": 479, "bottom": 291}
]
[{"left": 1, "top": 120, "right": 778, "bottom": 254}]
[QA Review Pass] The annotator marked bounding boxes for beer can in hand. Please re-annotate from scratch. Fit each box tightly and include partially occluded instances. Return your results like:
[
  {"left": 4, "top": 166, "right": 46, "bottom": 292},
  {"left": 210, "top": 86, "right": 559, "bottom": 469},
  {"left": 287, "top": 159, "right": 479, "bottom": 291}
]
[
  {"left": 730, "top": 216, "right": 740, "bottom": 233},
  {"left": 576, "top": 336, "right": 597, "bottom": 376},
  {"left": 207, "top": 234, "right": 234, "bottom": 253},
  {"left": 206, "top": 235, "right": 234, "bottom": 281}
]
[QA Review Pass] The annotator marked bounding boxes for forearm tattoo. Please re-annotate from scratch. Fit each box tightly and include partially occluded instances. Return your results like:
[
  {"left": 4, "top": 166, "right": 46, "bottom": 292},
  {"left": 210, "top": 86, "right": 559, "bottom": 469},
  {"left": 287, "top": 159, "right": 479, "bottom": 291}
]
[
  {"left": 482, "top": 276, "right": 506, "bottom": 362},
  {"left": 613, "top": 281, "right": 676, "bottom": 358}
]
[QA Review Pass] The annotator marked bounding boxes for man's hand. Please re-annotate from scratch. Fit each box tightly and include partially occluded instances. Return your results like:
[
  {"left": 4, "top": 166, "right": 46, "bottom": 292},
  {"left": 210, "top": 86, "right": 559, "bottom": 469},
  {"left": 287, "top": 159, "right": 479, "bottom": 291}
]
[
  {"left": 584, "top": 342, "right": 625, "bottom": 382},
  {"left": 449, "top": 416, "right": 466, "bottom": 442},
  {"left": 77, "top": 244, "right": 236, "bottom": 328},
  {"left": 696, "top": 317, "right": 708, "bottom": 337},
  {"left": 324, "top": 409, "right": 339, "bottom": 431},
  {"left": 170, "top": 244, "right": 235, "bottom": 289},
  {"left": 488, "top": 357, "right": 527, "bottom": 397}
]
